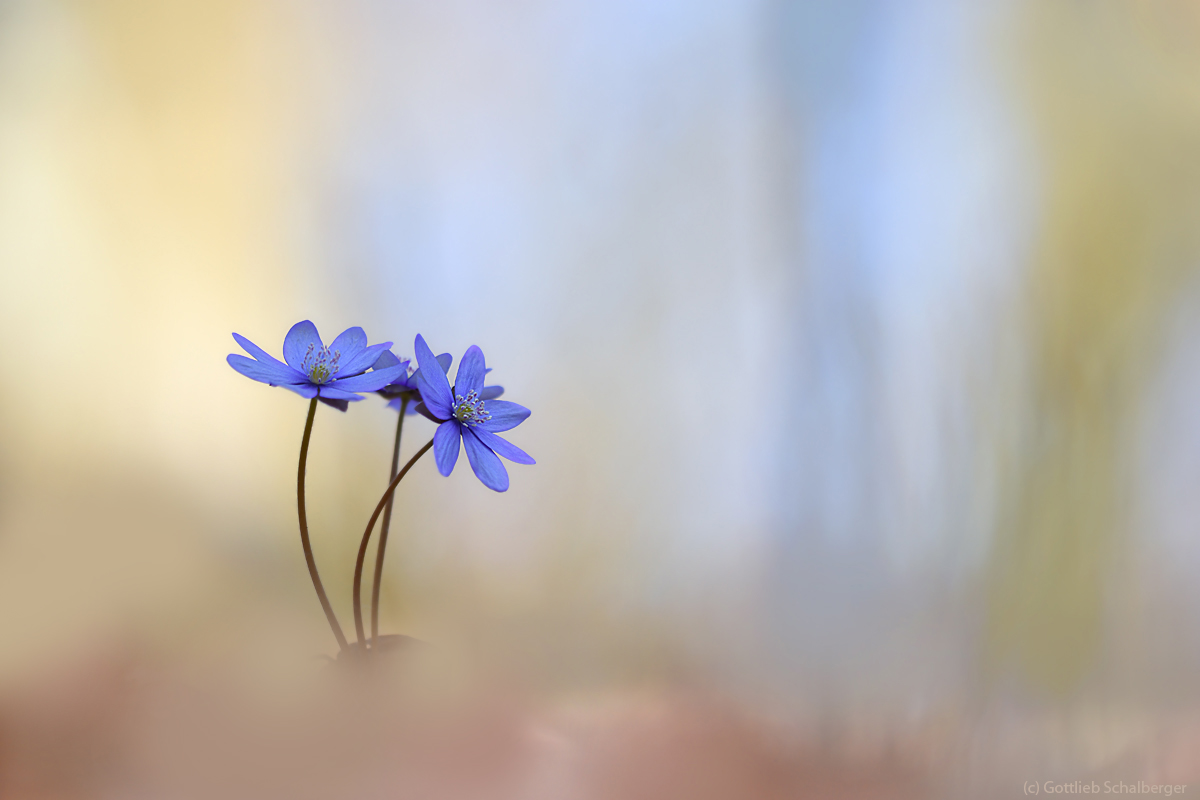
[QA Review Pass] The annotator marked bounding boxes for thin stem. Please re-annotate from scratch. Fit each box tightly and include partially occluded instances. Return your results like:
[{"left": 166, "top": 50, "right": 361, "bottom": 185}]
[
  {"left": 371, "top": 398, "right": 409, "bottom": 644},
  {"left": 353, "top": 436, "right": 434, "bottom": 650},
  {"left": 298, "top": 397, "right": 349, "bottom": 652}
]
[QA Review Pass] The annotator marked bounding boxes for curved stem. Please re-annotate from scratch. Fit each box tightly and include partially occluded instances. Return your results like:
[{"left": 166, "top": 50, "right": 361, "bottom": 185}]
[
  {"left": 371, "top": 398, "right": 409, "bottom": 644},
  {"left": 298, "top": 397, "right": 349, "bottom": 652},
  {"left": 353, "top": 437, "right": 433, "bottom": 649}
]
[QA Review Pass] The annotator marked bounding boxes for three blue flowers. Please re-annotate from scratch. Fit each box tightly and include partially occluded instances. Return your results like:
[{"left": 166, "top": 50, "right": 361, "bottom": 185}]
[{"left": 228, "top": 321, "right": 534, "bottom": 491}]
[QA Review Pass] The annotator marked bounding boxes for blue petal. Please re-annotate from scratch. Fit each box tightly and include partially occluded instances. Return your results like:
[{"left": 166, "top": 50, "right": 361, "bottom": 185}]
[
  {"left": 318, "top": 397, "right": 350, "bottom": 412},
  {"left": 373, "top": 350, "right": 403, "bottom": 369},
  {"left": 228, "top": 354, "right": 307, "bottom": 386},
  {"left": 433, "top": 420, "right": 461, "bottom": 476},
  {"left": 317, "top": 386, "right": 366, "bottom": 401},
  {"left": 463, "top": 429, "right": 509, "bottom": 491},
  {"left": 283, "top": 321, "right": 322, "bottom": 370},
  {"left": 414, "top": 335, "right": 454, "bottom": 418},
  {"left": 281, "top": 382, "right": 319, "bottom": 399},
  {"left": 454, "top": 346, "right": 486, "bottom": 397},
  {"left": 383, "top": 390, "right": 419, "bottom": 412},
  {"left": 381, "top": 377, "right": 415, "bottom": 393},
  {"left": 337, "top": 341, "right": 393, "bottom": 377},
  {"left": 480, "top": 385, "right": 504, "bottom": 401},
  {"left": 233, "top": 333, "right": 291, "bottom": 372},
  {"left": 409, "top": 353, "right": 451, "bottom": 389},
  {"left": 412, "top": 402, "right": 444, "bottom": 422},
  {"left": 477, "top": 400, "right": 530, "bottom": 432},
  {"left": 326, "top": 363, "right": 408, "bottom": 392},
  {"left": 328, "top": 327, "right": 368, "bottom": 372},
  {"left": 472, "top": 429, "right": 534, "bottom": 465},
  {"left": 380, "top": 382, "right": 417, "bottom": 398}
]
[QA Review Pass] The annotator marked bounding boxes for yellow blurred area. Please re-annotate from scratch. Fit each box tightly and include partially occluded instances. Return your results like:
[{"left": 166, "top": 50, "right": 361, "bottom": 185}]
[
  {"left": 0, "top": 0, "right": 316, "bottom": 676},
  {"left": 988, "top": 0, "right": 1200, "bottom": 691}
]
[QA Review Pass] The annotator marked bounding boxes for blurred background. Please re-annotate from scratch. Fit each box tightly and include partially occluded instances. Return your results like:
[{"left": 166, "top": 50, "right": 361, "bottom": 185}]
[{"left": 2, "top": 0, "right": 1200, "bottom": 796}]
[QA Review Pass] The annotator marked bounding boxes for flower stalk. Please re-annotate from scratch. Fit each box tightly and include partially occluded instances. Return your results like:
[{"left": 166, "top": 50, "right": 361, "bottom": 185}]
[
  {"left": 371, "top": 397, "right": 409, "bottom": 644},
  {"left": 228, "top": 326, "right": 533, "bottom": 658},
  {"left": 297, "top": 397, "right": 350, "bottom": 652},
  {"left": 352, "top": 436, "right": 434, "bottom": 651}
]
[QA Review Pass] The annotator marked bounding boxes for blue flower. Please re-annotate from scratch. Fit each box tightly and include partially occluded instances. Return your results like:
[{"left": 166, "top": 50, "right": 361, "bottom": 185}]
[
  {"left": 411, "top": 334, "right": 534, "bottom": 492},
  {"left": 374, "top": 350, "right": 449, "bottom": 413},
  {"left": 227, "top": 320, "right": 408, "bottom": 410},
  {"left": 375, "top": 350, "right": 505, "bottom": 414}
]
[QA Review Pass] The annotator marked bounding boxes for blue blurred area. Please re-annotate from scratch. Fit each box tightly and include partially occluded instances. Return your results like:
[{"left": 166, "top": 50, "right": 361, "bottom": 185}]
[{"left": 295, "top": 0, "right": 1038, "bottom": 701}]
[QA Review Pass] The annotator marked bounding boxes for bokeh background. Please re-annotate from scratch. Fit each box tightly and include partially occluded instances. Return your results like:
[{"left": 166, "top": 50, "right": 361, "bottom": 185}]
[{"left": 2, "top": 0, "right": 1200, "bottom": 796}]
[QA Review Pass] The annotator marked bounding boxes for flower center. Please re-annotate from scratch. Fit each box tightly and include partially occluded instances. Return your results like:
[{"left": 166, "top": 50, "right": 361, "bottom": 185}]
[
  {"left": 453, "top": 390, "right": 491, "bottom": 427},
  {"left": 301, "top": 343, "right": 341, "bottom": 384}
]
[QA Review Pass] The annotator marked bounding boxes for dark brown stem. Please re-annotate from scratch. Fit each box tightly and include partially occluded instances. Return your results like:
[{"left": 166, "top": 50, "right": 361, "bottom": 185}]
[
  {"left": 371, "top": 398, "right": 409, "bottom": 644},
  {"left": 353, "top": 437, "right": 433, "bottom": 649},
  {"left": 298, "top": 397, "right": 349, "bottom": 652}
]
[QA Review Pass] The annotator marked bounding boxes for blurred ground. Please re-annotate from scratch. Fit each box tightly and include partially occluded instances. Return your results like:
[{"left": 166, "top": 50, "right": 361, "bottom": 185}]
[{"left": 0, "top": 630, "right": 1196, "bottom": 798}]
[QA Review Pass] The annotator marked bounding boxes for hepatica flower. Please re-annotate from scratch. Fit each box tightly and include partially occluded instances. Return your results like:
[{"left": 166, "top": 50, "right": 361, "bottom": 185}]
[
  {"left": 228, "top": 320, "right": 539, "bottom": 655},
  {"left": 227, "top": 320, "right": 407, "bottom": 409},
  {"left": 374, "top": 351, "right": 505, "bottom": 413},
  {"left": 412, "top": 334, "right": 533, "bottom": 492},
  {"left": 374, "top": 350, "right": 449, "bottom": 413}
]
